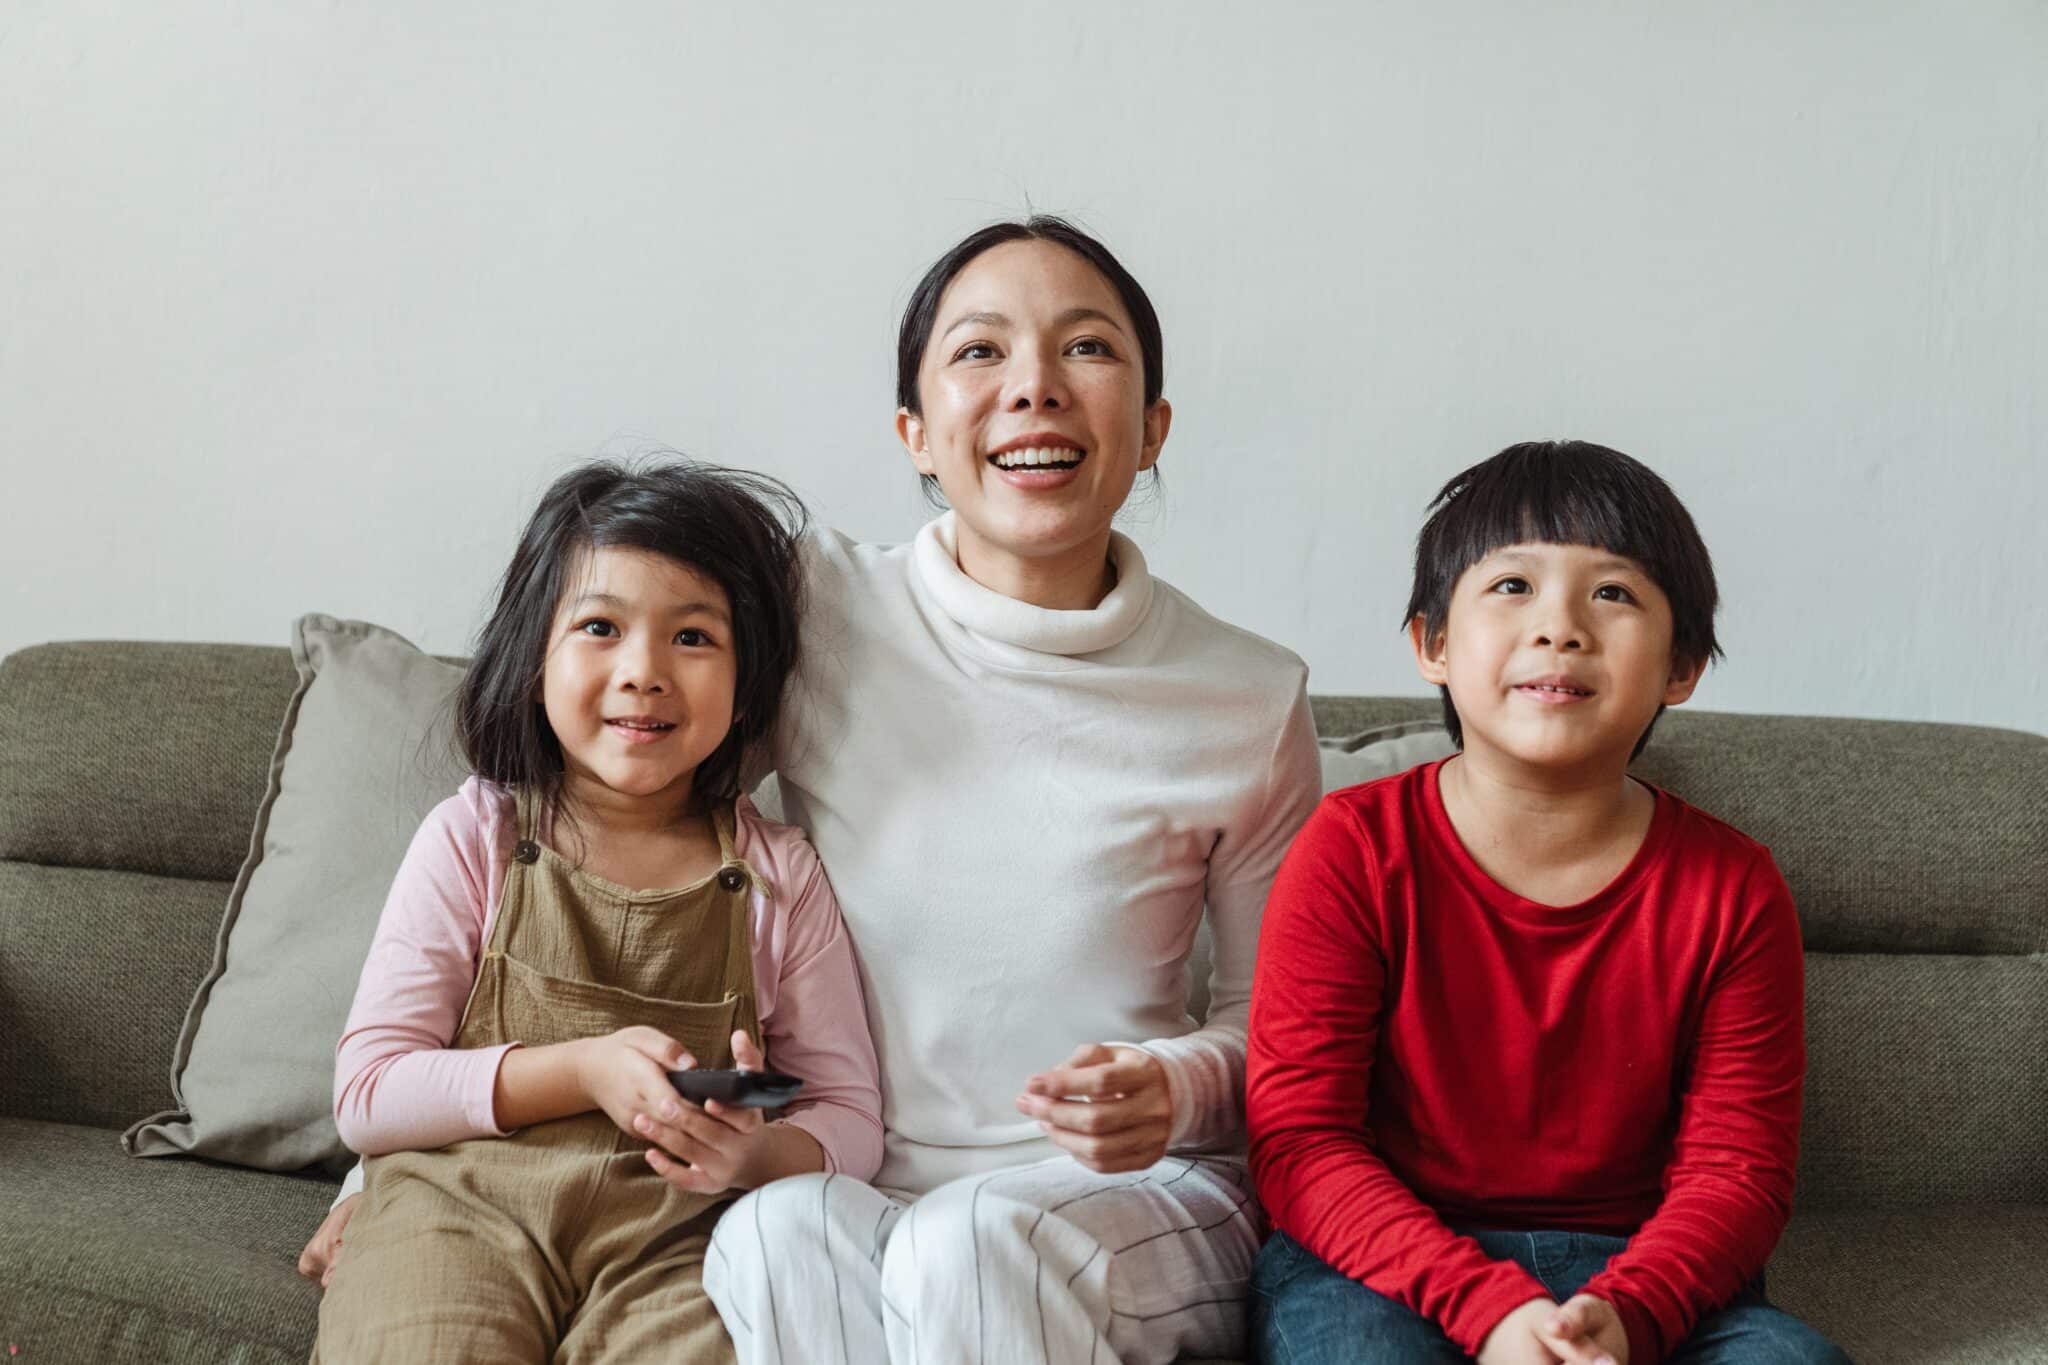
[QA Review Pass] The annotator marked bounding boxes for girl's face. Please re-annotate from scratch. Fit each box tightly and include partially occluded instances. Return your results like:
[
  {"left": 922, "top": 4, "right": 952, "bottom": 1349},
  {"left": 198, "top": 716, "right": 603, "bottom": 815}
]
[
  {"left": 541, "top": 546, "right": 738, "bottom": 811},
  {"left": 897, "top": 239, "right": 1171, "bottom": 582}
]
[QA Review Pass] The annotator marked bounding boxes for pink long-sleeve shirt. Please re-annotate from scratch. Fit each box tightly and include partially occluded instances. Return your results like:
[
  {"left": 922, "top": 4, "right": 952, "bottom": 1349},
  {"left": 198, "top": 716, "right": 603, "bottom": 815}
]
[{"left": 333, "top": 777, "right": 884, "bottom": 1180}]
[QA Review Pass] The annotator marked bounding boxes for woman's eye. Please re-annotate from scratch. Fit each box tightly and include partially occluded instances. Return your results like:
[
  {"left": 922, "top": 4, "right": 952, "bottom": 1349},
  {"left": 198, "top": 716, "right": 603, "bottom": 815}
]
[
  {"left": 578, "top": 619, "right": 616, "bottom": 637},
  {"left": 1067, "top": 337, "right": 1112, "bottom": 358},
  {"left": 674, "top": 628, "right": 710, "bottom": 647},
  {"left": 1490, "top": 577, "right": 1530, "bottom": 595},
  {"left": 953, "top": 342, "right": 998, "bottom": 362},
  {"left": 1595, "top": 584, "right": 1637, "bottom": 604}
]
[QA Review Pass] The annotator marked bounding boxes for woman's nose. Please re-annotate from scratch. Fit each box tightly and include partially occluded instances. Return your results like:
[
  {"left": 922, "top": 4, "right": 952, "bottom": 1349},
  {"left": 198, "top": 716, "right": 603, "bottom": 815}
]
[{"left": 1005, "top": 349, "right": 1067, "bottom": 411}]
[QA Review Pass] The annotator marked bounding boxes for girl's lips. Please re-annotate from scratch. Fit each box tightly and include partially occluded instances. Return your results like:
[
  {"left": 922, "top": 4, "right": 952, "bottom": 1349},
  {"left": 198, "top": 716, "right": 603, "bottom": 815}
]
[{"left": 606, "top": 718, "right": 676, "bottom": 744}]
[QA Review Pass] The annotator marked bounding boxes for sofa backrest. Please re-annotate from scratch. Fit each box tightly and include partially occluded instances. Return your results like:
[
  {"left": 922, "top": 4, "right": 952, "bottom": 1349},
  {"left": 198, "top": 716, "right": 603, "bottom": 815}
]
[{"left": 3, "top": 642, "right": 2043, "bottom": 1207}]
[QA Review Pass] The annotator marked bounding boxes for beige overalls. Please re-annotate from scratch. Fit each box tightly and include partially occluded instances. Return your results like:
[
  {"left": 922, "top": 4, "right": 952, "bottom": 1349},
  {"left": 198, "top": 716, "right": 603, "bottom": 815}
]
[{"left": 314, "top": 791, "right": 757, "bottom": 1364}]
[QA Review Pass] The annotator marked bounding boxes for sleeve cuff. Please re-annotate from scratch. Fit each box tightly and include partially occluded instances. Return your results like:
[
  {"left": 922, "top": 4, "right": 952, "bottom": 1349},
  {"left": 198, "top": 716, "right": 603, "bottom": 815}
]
[
  {"left": 1116, "top": 1037, "right": 1214, "bottom": 1149},
  {"left": 470, "top": 1041, "right": 523, "bottom": 1137}
]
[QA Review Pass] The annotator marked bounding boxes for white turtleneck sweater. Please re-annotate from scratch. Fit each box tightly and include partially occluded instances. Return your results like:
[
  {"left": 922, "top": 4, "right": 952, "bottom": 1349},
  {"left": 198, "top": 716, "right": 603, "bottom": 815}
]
[{"left": 769, "top": 514, "right": 1320, "bottom": 1196}]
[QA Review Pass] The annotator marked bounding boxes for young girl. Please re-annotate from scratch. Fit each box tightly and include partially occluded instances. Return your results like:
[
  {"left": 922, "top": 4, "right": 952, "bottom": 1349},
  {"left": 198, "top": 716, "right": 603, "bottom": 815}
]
[{"left": 311, "top": 461, "right": 882, "bottom": 1363}]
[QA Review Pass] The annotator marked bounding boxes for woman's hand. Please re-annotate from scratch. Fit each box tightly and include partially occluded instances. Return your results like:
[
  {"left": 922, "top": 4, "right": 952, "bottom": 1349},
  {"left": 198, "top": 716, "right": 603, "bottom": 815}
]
[
  {"left": 1479, "top": 1298, "right": 1567, "bottom": 1365},
  {"left": 1538, "top": 1295, "right": 1630, "bottom": 1365},
  {"left": 573, "top": 1025, "right": 697, "bottom": 1139},
  {"left": 640, "top": 1031, "right": 818, "bottom": 1194},
  {"left": 296, "top": 1193, "right": 359, "bottom": 1288},
  {"left": 1015, "top": 1043, "right": 1174, "bottom": 1173}
]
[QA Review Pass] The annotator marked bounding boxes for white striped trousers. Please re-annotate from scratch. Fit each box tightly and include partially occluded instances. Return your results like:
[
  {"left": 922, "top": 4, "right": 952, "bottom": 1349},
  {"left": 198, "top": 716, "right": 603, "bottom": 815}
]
[{"left": 702, "top": 1155, "right": 1260, "bottom": 1364}]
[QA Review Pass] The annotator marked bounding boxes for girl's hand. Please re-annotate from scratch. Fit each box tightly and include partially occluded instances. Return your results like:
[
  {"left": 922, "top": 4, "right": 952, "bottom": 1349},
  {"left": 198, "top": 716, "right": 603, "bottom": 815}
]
[
  {"left": 639, "top": 1031, "right": 782, "bottom": 1195},
  {"left": 297, "top": 1193, "right": 359, "bottom": 1288},
  {"left": 1015, "top": 1043, "right": 1175, "bottom": 1173},
  {"left": 575, "top": 1025, "right": 697, "bottom": 1141}
]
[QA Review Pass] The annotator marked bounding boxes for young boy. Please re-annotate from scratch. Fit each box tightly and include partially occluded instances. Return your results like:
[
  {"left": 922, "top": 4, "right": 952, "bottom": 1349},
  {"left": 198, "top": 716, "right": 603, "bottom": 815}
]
[{"left": 1245, "top": 442, "right": 1848, "bottom": 1365}]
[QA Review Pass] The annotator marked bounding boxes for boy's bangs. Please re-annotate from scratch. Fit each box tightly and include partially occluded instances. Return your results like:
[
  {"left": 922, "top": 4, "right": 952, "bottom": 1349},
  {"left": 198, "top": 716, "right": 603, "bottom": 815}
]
[{"left": 1454, "top": 462, "right": 1658, "bottom": 577}]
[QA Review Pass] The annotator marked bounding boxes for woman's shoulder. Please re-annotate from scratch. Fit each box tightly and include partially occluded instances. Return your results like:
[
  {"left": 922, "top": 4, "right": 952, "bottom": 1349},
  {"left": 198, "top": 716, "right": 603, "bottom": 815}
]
[{"left": 1142, "top": 576, "right": 1309, "bottom": 691}]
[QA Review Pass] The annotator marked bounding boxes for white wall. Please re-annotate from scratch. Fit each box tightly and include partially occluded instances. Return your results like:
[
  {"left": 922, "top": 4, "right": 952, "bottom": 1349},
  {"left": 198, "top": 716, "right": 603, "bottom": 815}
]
[{"left": 4, "top": 2, "right": 2043, "bottom": 731}]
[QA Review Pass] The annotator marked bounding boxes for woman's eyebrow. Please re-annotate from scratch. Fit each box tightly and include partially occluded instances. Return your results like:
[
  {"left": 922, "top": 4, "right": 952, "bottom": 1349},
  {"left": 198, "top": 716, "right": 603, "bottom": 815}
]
[
  {"left": 938, "top": 306, "right": 1130, "bottom": 340},
  {"left": 1052, "top": 306, "right": 1128, "bottom": 337},
  {"left": 940, "top": 310, "right": 1008, "bottom": 339}
]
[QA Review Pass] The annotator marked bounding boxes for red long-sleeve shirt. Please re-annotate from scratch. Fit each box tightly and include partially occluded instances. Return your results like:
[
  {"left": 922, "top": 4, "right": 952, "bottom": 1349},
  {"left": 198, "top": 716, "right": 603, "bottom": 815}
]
[{"left": 1247, "top": 760, "right": 1804, "bottom": 1363}]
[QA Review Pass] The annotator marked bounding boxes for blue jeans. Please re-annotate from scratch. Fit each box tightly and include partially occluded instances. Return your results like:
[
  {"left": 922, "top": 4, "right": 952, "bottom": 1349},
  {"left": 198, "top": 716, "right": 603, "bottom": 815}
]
[{"left": 1250, "top": 1229, "right": 1852, "bottom": 1364}]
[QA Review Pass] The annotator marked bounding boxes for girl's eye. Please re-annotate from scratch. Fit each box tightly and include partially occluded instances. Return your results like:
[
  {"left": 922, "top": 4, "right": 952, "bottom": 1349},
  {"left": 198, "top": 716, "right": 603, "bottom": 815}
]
[
  {"left": 578, "top": 619, "right": 616, "bottom": 637},
  {"left": 1490, "top": 577, "right": 1531, "bottom": 595},
  {"left": 952, "top": 341, "right": 998, "bottom": 363},
  {"left": 1067, "top": 337, "right": 1112, "bottom": 358},
  {"left": 1595, "top": 584, "right": 1637, "bottom": 604},
  {"left": 674, "top": 628, "right": 710, "bottom": 647}
]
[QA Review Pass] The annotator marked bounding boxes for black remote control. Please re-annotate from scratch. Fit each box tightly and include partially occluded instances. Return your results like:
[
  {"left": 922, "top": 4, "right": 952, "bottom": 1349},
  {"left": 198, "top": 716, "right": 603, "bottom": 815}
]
[{"left": 664, "top": 1067, "right": 804, "bottom": 1108}]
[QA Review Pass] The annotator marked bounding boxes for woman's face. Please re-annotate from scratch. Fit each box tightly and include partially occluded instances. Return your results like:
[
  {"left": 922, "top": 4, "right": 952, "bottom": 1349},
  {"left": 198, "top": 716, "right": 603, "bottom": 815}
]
[{"left": 897, "top": 239, "right": 1170, "bottom": 578}]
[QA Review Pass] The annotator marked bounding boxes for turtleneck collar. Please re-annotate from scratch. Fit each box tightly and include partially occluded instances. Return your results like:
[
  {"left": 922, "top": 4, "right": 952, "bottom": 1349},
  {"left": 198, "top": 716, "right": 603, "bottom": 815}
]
[{"left": 912, "top": 512, "right": 1155, "bottom": 657}]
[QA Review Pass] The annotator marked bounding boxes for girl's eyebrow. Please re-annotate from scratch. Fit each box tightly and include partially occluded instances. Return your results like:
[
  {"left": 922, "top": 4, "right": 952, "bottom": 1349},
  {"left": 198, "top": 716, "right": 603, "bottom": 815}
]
[{"left": 565, "top": 591, "right": 730, "bottom": 622}]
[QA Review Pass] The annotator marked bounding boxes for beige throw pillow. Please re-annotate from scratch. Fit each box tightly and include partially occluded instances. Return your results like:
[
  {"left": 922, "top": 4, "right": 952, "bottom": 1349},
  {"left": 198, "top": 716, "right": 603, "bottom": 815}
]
[
  {"left": 124, "top": 615, "right": 468, "bottom": 1173},
  {"left": 1318, "top": 718, "right": 1457, "bottom": 792}
]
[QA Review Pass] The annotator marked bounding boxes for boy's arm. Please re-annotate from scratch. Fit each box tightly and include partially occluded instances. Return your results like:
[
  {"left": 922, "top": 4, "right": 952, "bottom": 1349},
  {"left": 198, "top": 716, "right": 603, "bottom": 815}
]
[
  {"left": 1579, "top": 855, "right": 1806, "bottom": 1363},
  {"left": 1248, "top": 797, "right": 1552, "bottom": 1357}
]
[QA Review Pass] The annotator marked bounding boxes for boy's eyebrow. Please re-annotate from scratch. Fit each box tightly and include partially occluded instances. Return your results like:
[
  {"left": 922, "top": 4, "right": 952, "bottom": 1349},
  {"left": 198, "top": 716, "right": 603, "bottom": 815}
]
[{"left": 1481, "top": 548, "right": 1648, "bottom": 575}]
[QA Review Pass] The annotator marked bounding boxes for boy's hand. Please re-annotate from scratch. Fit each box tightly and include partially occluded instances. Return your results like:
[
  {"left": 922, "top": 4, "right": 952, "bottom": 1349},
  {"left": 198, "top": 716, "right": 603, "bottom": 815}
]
[
  {"left": 575, "top": 1025, "right": 697, "bottom": 1141},
  {"left": 296, "top": 1193, "right": 359, "bottom": 1288},
  {"left": 1478, "top": 1298, "right": 1566, "bottom": 1365},
  {"left": 640, "top": 1030, "right": 780, "bottom": 1195},
  {"left": 1016, "top": 1043, "right": 1174, "bottom": 1173},
  {"left": 1539, "top": 1294, "right": 1630, "bottom": 1365}
]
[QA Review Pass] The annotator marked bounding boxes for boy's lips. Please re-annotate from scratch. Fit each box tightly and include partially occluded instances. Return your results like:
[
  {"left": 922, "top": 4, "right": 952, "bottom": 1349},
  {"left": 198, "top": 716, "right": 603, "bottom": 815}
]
[{"left": 1512, "top": 676, "right": 1597, "bottom": 704}]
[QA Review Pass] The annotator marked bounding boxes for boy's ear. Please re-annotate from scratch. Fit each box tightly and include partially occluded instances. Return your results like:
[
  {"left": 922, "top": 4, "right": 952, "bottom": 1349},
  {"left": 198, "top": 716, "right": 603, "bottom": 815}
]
[
  {"left": 1409, "top": 614, "right": 1449, "bottom": 685},
  {"left": 1663, "top": 652, "right": 1707, "bottom": 707},
  {"left": 896, "top": 407, "right": 936, "bottom": 477}
]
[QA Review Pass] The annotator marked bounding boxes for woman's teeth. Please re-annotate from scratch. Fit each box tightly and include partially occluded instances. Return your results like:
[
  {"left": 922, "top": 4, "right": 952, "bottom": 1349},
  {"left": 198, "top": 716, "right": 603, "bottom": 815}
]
[{"left": 991, "top": 446, "right": 1084, "bottom": 469}]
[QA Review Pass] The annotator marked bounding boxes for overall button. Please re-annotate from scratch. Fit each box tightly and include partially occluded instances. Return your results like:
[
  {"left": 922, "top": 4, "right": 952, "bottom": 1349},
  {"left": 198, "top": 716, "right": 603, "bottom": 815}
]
[
  {"left": 513, "top": 840, "right": 541, "bottom": 865},
  {"left": 717, "top": 866, "right": 747, "bottom": 893}
]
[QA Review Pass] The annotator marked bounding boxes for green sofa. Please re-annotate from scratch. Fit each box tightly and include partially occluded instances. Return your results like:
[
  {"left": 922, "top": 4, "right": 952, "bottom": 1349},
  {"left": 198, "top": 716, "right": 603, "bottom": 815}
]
[{"left": 1, "top": 640, "right": 2043, "bottom": 1363}]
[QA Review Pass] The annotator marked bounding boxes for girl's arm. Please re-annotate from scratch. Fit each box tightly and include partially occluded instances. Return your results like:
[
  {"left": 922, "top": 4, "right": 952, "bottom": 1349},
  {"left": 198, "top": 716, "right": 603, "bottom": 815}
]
[
  {"left": 332, "top": 782, "right": 522, "bottom": 1154},
  {"left": 739, "top": 805, "right": 885, "bottom": 1181}
]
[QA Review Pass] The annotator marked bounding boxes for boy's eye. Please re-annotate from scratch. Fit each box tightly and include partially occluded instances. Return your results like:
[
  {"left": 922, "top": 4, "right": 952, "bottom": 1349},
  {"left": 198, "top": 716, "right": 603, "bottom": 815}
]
[
  {"left": 1594, "top": 584, "right": 1637, "bottom": 604},
  {"left": 578, "top": 619, "right": 616, "bottom": 637},
  {"left": 1489, "top": 577, "right": 1530, "bottom": 595}
]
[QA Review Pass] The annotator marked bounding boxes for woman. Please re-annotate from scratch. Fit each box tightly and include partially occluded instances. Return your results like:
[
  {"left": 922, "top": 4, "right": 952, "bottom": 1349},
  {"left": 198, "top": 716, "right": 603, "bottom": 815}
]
[{"left": 308, "top": 218, "right": 1319, "bottom": 1363}]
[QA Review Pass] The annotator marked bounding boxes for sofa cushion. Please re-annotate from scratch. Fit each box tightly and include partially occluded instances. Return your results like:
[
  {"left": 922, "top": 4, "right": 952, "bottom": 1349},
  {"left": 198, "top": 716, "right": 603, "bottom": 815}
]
[
  {"left": 0, "top": 642, "right": 295, "bottom": 882},
  {"left": 125, "top": 616, "right": 467, "bottom": 1174},
  {"left": 1317, "top": 718, "right": 1457, "bottom": 792},
  {"left": 1768, "top": 1205, "right": 2048, "bottom": 1363},
  {"left": 0, "top": 863, "right": 234, "bottom": 1127},
  {"left": 0, "top": 1118, "right": 332, "bottom": 1364}
]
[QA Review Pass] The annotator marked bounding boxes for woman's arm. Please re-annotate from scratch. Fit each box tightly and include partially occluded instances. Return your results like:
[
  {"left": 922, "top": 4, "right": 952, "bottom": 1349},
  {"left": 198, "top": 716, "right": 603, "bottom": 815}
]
[{"left": 1134, "top": 681, "right": 1322, "bottom": 1148}]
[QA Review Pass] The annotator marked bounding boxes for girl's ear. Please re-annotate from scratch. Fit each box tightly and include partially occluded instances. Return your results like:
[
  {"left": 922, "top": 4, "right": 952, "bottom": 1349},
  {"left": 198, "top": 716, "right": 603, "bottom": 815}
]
[{"left": 1409, "top": 614, "right": 1449, "bottom": 685}]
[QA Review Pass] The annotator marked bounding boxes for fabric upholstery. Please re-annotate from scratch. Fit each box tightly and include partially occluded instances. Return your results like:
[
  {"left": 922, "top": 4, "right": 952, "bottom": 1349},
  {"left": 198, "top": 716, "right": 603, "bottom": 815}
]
[
  {"left": 0, "top": 863, "right": 232, "bottom": 1126},
  {"left": 124, "top": 617, "right": 469, "bottom": 1174},
  {"left": 0, "top": 642, "right": 295, "bottom": 882},
  {"left": 0, "top": 1118, "right": 330, "bottom": 1364},
  {"left": 1768, "top": 1206, "right": 2048, "bottom": 1364}
]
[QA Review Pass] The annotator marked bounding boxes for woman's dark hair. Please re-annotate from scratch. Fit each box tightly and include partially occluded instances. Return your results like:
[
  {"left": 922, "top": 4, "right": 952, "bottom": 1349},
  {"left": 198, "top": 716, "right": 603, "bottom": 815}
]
[
  {"left": 1403, "top": 440, "right": 1721, "bottom": 759},
  {"left": 896, "top": 215, "right": 1165, "bottom": 506},
  {"left": 457, "top": 458, "right": 808, "bottom": 822}
]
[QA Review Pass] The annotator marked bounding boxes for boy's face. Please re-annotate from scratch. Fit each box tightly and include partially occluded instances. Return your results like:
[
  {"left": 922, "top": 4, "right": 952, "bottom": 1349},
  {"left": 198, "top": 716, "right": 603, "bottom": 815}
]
[{"left": 1411, "top": 541, "right": 1703, "bottom": 775}]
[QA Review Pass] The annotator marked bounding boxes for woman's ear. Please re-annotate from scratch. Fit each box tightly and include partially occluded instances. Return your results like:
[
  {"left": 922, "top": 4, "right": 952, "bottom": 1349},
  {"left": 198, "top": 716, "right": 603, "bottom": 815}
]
[
  {"left": 896, "top": 407, "right": 936, "bottom": 477},
  {"left": 1138, "top": 398, "right": 1173, "bottom": 472},
  {"left": 1409, "top": 614, "right": 1449, "bottom": 685}
]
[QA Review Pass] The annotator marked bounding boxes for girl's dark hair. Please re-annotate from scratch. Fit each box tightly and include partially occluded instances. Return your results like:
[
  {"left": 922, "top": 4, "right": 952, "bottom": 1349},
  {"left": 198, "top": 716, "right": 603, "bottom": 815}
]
[
  {"left": 1403, "top": 440, "right": 1722, "bottom": 759},
  {"left": 896, "top": 215, "right": 1165, "bottom": 506},
  {"left": 457, "top": 458, "right": 808, "bottom": 820}
]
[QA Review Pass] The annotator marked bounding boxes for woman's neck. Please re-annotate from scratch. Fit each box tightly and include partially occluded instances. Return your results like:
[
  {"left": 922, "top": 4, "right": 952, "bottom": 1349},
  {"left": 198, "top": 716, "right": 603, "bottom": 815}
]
[{"left": 952, "top": 523, "right": 1118, "bottom": 611}]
